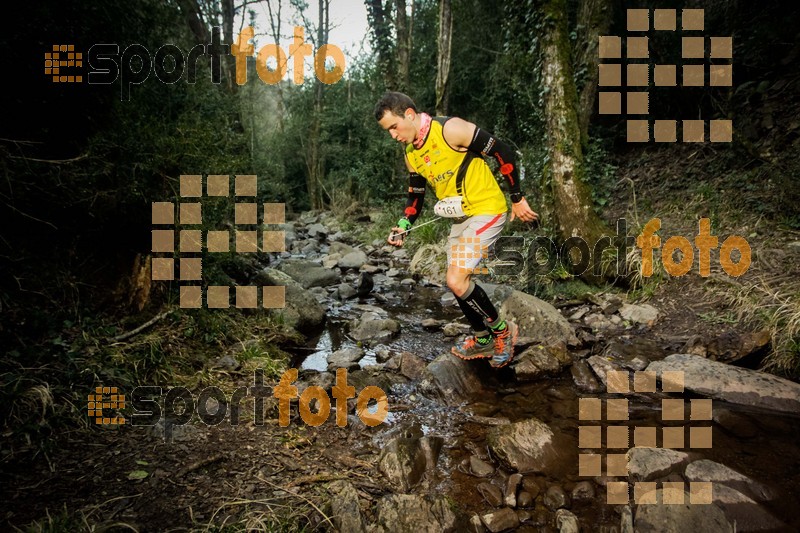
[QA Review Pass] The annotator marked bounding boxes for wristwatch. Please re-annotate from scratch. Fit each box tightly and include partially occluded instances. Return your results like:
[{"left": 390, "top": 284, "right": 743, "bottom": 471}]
[{"left": 510, "top": 192, "right": 523, "bottom": 204}]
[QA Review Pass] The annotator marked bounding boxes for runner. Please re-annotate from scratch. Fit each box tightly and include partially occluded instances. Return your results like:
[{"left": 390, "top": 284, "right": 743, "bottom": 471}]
[{"left": 374, "top": 91, "right": 539, "bottom": 368}]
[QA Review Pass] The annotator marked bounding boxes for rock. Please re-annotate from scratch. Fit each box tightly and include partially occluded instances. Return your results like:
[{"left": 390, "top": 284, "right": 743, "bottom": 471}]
[
  {"left": 684, "top": 460, "right": 774, "bottom": 501},
  {"left": 306, "top": 223, "right": 328, "bottom": 239},
  {"left": 338, "top": 250, "right": 369, "bottom": 270},
  {"left": 372, "top": 493, "right": 457, "bottom": 533},
  {"left": 392, "top": 249, "right": 409, "bottom": 259},
  {"left": 442, "top": 322, "right": 464, "bottom": 337},
  {"left": 360, "top": 263, "right": 380, "bottom": 274},
  {"left": 555, "top": 509, "right": 579, "bottom": 533},
  {"left": 647, "top": 354, "right": 800, "bottom": 414},
  {"left": 410, "top": 244, "right": 448, "bottom": 285},
  {"left": 619, "top": 303, "right": 659, "bottom": 325},
  {"left": 253, "top": 268, "right": 325, "bottom": 332},
  {"left": 400, "top": 352, "right": 429, "bottom": 380},
  {"left": 603, "top": 339, "right": 663, "bottom": 370},
  {"left": 707, "top": 484, "right": 785, "bottom": 531},
  {"left": 377, "top": 424, "right": 429, "bottom": 492},
  {"left": 470, "top": 456, "right": 496, "bottom": 478},
  {"left": 349, "top": 311, "right": 401, "bottom": 344},
  {"left": 355, "top": 271, "right": 374, "bottom": 297},
  {"left": 327, "top": 347, "right": 364, "bottom": 371},
  {"left": 386, "top": 267, "right": 401, "bottom": 277},
  {"left": 626, "top": 448, "right": 689, "bottom": 482},
  {"left": 620, "top": 505, "right": 633, "bottom": 533},
  {"left": 633, "top": 491, "right": 732, "bottom": 532},
  {"left": 571, "top": 480, "right": 595, "bottom": 503},
  {"left": 543, "top": 485, "right": 569, "bottom": 511},
  {"left": 514, "top": 344, "right": 568, "bottom": 381},
  {"left": 337, "top": 283, "right": 357, "bottom": 300},
  {"left": 327, "top": 480, "right": 367, "bottom": 533},
  {"left": 585, "top": 313, "right": 615, "bottom": 330},
  {"left": 373, "top": 344, "right": 392, "bottom": 363},
  {"left": 477, "top": 482, "right": 503, "bottom": 507},
  {"left": 481, "top": 508, "right": 520, "bottom": 533},
  {"left": 586, "top": 355, "right": 625, "bottom": 390},
  {"left": 500, "top": 290, "right": 579, "bottom": 346},
  {"left": 425, "top": 353, "right": 487, "bottom": 404},
  {"left": 504, "top": 473, "right": 523, "bottom": 507},
  {"left": 421, "top": 318, "right": 442, "bottom": 330},
  {"left": 441, "top": 292, "right": 457, "bottom": 306},
  {"left": 322, "top": 253, "right": 341, "bottom": 269},
  {"left": 571, "top": 360, "right": 603, "bottom": 393},
  {"left": 515, "top": 509, "right": 532, "bottom": 524},
  {"left": 329, "top": 241, "right": 356, "bottom": 256},
  {"left": 470, "top": 514, "right": 486, "bottom": 532},
  {"left": 517, "top": 491, "right": 534, "bottom": 508},
  {"left": 487, "top": 418, "right": 571, "bottom": 475},
  {"left": 279, "top": 260, "right": 340, "bottom": 289},
  {"left": 210, "top": 354, "right": 240, "bottom": 371},
  {"left": 569, "top": 306, "right": 590, "bottom": 321},
  {"left": 706, "top": 330, "right": 771, "bottom": 363},
  {"left": 522, "top": 478, "right": 542, "bottom": 500}
]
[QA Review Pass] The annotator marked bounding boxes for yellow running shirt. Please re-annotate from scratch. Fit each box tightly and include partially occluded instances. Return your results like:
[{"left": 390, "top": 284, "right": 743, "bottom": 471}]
[{"left": 405, "top": 117, "right": 508, "bottom": 217}]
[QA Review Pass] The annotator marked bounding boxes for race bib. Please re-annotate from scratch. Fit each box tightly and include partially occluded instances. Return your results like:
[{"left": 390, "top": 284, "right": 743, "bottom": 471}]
[{"left": 434, "top": 196, "right": 465, "bottom": 218}]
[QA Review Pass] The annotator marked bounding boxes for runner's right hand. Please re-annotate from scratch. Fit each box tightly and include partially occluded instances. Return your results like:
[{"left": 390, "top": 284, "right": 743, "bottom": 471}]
[{"left": 388, "top": 227, "right": 405, "bottom": 247}]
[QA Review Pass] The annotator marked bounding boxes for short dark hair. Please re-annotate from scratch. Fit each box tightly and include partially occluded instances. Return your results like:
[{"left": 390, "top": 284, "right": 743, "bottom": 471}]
[{"left": 374, "top": 91, "right": 417, "bottom": 121}]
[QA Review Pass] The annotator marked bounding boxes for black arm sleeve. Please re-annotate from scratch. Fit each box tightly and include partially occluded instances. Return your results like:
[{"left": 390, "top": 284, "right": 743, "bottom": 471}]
[
  {"left": 467, "top": 128, "right": 523, "bottom": 202},
  {"left": 403, "top": 172, "right": 426, "bottom": 224}
]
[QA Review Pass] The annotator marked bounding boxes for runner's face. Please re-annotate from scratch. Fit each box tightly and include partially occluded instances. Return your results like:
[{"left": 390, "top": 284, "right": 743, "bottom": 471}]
[{"left": 378, "top": 110, "right": 417, "bottom": 145}]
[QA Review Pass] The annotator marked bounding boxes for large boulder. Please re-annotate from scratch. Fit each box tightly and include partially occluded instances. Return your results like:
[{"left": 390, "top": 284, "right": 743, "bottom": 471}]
[
  {"left": 377, "top": 423, "right": 442, "bottom": 492},
  {"left": 252, "top": 268, "right": 325, "bottom": 332},
  {"left": 410, "top": 244, "right": 448, "bottom": 285},
  {"left": 626, "top": 447, "right": 689, "bottom": 481},
  {"left": 487, "top": 418, "right": 572, "bottom": 476},
  {"left": 372, "top": 494, "right": 458, "bottom": 533},
  {"left": 279, "top": 259, "right": 340, "bottom": 289},
  {"left": 634, "top": 491, "right": 732, "bottom": 532},
  {"left": 647, "top": 354, "right": 800, "bottom": 414},
  {"left": 499, "top": 290, "right": 578, "bottom": 346},
  {"left": 684, "top": 460, "right": 774, "bottom": 502},
  {"left": 513, "top": 343, "right": 571, "bottom": 382},
  {"left": 424, "top": 353, "right": 487, "bottom": 405}
]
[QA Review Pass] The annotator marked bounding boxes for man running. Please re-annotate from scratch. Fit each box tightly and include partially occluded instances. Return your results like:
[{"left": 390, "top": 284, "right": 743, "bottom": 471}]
[{"left": 374, "top": 91, "right": 538, "bottom": 368}]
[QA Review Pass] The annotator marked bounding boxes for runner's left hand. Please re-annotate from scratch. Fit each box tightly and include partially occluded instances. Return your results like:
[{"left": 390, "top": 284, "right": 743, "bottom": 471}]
[{"left": 510, "top": 197, "right": 538, "bottom": 223}]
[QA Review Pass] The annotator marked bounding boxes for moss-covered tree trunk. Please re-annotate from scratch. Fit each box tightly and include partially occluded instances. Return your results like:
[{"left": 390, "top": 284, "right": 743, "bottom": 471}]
[
  {"left": 435, "top": 0, "right": 453, "bottom": 115},
  {"left": 541, "top": 0, "right": 611, "bottom": 282},
  {"left": 575, "top": 0, "right": 613, "bottom": 146}
]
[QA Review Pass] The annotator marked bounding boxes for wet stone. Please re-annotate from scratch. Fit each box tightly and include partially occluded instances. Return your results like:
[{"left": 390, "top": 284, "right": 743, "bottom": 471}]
[
  {"left": 570, "top": 480, "right": 595, "bottom": 504},
  {"left": 470, "top": 456, "right": 496, "bottom": 478},
  {"left": 481, "top": 508, "right": 520, "bottom": 533},
  {"left": 517, "top": 491, "right": 534, "bottom": 508},
  {"left": 477, "top": 482, "right": 504, "bottom": 507},
  {"left": 712, "top": 408, "right": 759, "bottom": 439},
  {"left": 504, "top": 473, "right": 523, "bottom": 507},
  {"left": 571, "top": 360, "right": 602, "bottom": 393},
  {"left": 555, "top": 509, "right": 580, "bottom": 533},
  {"left": 543, "top": 485, "right": 570, "bottom": 511}
]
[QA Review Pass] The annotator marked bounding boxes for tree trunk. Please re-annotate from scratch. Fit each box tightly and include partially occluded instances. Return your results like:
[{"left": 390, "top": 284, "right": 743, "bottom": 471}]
[
  {"left": 541, "top": 0, "right": 611, "bottom": 282},
  {"left": 395, "top": 0, "right": 411, "bottom": 91},
  {"left": 176, "top": 0, "right": 208, "bottom": 45},
  {"left": 221, "top": 0, "right": 237, "bottom": 92},
  {"left": 575, "top": 0, "right": 613, "bottom": 146},
  {"left": 435, "top": 0, "right": 453, "bottom": 115},
  {"left": 366, "top": 0, "right": 395, "bottom": 88},
  {"left": 265, "top": 0, "right": 285, "bottom": 132}
]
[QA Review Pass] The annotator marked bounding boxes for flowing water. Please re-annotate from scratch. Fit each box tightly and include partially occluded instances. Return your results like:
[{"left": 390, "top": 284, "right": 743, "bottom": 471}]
[{"left": 292, "top": 281, "right": 800, "bottom": 531}]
